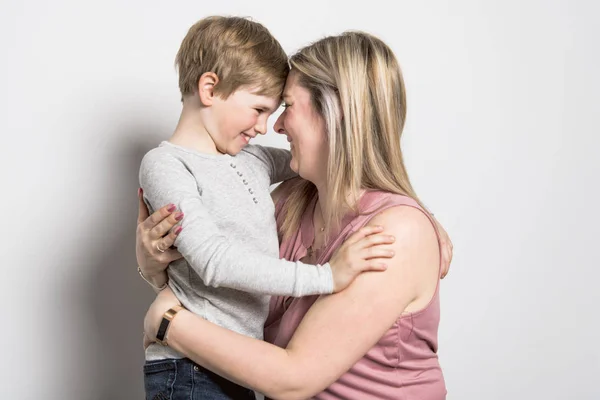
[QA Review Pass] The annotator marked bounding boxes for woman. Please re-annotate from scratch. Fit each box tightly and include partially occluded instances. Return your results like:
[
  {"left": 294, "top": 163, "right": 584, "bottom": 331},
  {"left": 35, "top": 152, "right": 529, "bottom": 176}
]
[{"left": 137, "top": 31, "right": 452, "bottom": 399}]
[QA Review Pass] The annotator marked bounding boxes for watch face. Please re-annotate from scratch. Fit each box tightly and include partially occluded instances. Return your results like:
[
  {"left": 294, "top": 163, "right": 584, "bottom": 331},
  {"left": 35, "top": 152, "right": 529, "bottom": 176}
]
[{"left": 156, "top": 317, "right": 170, "bottom": 342}]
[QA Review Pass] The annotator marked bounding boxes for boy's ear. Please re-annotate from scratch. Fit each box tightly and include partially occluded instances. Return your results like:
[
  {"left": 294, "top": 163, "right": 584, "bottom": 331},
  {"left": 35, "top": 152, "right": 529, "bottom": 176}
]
[{"left": 197, "top": 72, "right": 219, "bottom": 106}]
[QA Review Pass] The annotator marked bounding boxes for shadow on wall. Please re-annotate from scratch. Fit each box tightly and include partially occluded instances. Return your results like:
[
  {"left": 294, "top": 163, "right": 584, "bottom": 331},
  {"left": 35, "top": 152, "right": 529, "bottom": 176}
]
[{"left": 80, "top": 121, "right": 168, "bottom": 400}]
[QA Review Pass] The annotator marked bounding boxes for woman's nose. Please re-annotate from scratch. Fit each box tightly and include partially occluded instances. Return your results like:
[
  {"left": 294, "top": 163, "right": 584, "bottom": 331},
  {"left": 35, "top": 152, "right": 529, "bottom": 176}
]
[{"left": 274, "top": 112, "right": 285, "bottom": 134}]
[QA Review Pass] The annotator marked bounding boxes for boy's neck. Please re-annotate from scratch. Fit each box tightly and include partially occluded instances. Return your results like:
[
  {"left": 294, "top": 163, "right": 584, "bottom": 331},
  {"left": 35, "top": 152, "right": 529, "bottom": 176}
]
[{"left": 169, "top": 99, "right": 221, "bottom": 155}]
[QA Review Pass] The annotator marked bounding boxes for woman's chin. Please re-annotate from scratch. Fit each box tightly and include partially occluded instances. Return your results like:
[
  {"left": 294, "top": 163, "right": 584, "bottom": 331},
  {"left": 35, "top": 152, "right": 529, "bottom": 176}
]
[{"left": 290, "top": 159, "right": 299, "bottom": 174}]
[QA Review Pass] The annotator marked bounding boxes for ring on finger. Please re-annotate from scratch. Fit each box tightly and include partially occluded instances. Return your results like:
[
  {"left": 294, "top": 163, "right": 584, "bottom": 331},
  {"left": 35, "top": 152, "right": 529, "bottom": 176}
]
[{"left": 156, "top": 242, "right": 166, "bottom": 253}]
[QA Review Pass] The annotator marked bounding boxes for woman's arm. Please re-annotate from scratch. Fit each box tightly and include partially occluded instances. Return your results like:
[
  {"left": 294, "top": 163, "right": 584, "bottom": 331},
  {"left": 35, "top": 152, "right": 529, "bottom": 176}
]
[{"left": 146, "top": 205, "right": 440, "bottom": 399}]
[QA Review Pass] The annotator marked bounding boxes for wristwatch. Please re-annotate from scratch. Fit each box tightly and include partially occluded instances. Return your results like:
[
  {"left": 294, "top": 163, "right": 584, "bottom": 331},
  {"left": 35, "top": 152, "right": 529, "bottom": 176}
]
[{"left": 156, "top": 305, "right": 184, "bottom": 346}]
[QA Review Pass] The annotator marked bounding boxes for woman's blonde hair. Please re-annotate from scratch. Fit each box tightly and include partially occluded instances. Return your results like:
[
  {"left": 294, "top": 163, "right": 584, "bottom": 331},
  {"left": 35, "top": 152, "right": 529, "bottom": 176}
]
[{"left": 279, "top": 31, "right": 424, "bottom": 239}]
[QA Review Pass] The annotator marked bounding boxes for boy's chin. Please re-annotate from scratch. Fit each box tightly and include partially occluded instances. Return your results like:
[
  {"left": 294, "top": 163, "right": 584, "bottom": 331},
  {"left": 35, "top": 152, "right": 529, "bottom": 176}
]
[{"left": 225, "top": 144, "right": 245, "bottom": 156}]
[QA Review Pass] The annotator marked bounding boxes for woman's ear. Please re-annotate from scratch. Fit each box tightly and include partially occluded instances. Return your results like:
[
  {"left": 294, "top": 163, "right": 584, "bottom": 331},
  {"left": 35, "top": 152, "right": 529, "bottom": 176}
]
[{"left": 197, "top": 72, "right": 219, "bottom": 106}]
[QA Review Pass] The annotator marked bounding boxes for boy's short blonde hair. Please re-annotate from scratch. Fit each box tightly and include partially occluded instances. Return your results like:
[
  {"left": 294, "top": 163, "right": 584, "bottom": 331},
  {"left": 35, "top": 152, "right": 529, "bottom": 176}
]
[{"left": 176, "top": 16, "right": 289, "bottom": 100}]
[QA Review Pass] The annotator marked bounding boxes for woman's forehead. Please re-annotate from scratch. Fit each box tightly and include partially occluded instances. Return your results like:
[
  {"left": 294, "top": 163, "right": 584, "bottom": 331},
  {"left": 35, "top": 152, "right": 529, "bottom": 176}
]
[
  {"left": 283, "top": 73, "right": 311, "bottom": 101},
  {"left": 283, "top": 71, "right": 302, "bottom": 96}
]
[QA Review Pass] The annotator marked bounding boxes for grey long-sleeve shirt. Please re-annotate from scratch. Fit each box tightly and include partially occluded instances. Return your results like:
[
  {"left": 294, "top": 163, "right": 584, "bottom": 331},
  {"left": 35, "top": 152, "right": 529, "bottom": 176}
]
[{"left": 140, "top": 141, "right": 333, "bottom": 361}]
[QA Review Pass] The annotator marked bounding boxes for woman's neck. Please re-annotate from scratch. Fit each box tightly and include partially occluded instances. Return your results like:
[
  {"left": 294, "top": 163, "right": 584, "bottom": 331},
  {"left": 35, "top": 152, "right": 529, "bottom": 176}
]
[
  {"left": 315, "top": 182, "right": 364, "bottom": 214},
  {"left": 314, "top": 182, "right": 329, "bottom": 222},
  {"left": 314, "top": 182, "right": 366, "bottom": 233}
]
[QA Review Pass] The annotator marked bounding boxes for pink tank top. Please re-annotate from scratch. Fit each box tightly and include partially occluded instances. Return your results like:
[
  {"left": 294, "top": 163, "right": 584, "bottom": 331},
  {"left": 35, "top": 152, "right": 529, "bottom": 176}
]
[{"left": 264, "top": 189, "right": 446, "bottom": 399}]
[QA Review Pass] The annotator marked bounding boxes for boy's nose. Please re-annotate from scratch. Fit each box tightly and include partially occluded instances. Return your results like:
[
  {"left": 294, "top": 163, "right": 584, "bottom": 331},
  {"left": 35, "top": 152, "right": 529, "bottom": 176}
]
[{"left": 254, "top": 121, "right": 267, "bottom": 135}]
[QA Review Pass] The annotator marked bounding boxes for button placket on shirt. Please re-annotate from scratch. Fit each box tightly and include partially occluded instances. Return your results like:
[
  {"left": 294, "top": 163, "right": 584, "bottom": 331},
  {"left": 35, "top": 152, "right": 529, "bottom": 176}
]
[{"left": 230, "top": 162, "right": 257, "bottom": 204}]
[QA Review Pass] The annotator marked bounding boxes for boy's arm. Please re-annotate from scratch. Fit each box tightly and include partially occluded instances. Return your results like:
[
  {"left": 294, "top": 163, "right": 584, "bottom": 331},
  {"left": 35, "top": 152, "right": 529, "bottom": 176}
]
[
  {"left": 139, "top": 152, "right": 333, "bottom": 297},
  {"left": 247, "top": 145, "right": 297, "bottom": 184}
]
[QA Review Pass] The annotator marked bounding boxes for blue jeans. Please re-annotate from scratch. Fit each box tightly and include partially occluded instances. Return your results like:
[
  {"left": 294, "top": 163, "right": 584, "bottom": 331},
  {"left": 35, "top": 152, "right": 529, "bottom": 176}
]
[{"left": 144, "top": 358, "right": 256, "bottom": 400}]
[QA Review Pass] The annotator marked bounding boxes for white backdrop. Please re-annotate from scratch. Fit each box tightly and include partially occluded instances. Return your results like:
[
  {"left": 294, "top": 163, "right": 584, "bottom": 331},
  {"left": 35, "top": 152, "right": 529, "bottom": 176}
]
[{"left": 1, "top": 0, "right": 598, "bottom": 399}]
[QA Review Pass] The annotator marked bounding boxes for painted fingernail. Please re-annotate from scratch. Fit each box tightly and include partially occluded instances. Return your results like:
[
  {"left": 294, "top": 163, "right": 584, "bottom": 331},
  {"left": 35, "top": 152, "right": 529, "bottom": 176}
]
[
  {"left": 389, "top": 236, "right": 395, "bottom": 241},
  {"left": 175, "top": 213, "right": 184, "bottom": 221},
  {"left": 175, "top": 226, "right": 183, "bottom": 235},
  {"left": 167, "top": 204, "right": 176, "bottom": 212},
  {"left": 138, "top": 188, "right": 143, "bottom": 196}
]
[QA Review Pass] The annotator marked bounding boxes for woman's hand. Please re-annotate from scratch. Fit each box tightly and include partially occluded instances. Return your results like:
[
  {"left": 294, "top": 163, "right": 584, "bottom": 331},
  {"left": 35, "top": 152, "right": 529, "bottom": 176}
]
[
  {"left": 431, "top": 215, "right": 453, "bottom": 279},
  {"left": 143, "top": 286, "right": 182, "bottom": 343},
  {"left": 136, "top": 188, "right": 184, "bottom": 286}
]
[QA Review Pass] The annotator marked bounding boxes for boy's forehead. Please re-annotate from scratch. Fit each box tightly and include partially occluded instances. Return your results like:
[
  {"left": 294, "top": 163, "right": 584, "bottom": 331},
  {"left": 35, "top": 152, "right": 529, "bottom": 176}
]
[{"left": 244, "top": 89, "right": 281, "bottom": 105}]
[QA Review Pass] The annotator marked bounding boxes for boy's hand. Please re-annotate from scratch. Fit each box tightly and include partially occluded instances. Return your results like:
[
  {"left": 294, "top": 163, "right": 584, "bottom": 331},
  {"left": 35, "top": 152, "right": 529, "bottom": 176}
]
[{"left": 329, "top": 226, "right": 395, "bottom": 292}]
